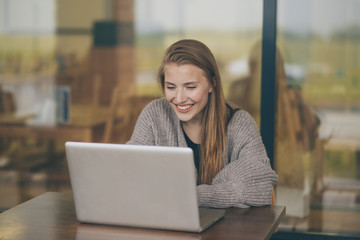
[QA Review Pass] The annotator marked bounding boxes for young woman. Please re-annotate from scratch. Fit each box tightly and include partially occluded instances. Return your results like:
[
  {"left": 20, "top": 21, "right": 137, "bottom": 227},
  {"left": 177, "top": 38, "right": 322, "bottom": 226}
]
[{"left": 127, "top": 39, "right": 277, "bottom": 208}]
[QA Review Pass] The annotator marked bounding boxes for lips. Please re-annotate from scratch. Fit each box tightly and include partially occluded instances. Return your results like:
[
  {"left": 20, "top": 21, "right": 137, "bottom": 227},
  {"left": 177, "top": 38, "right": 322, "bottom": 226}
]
[{"left": 175, "top": 104, "right": 194, "bottom": 113}]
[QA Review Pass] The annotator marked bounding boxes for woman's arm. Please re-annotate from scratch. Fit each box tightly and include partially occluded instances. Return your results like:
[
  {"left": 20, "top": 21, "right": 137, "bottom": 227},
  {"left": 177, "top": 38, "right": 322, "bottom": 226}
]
[
  {"left": 197, "top": 159, "right": 276, "bottom": 208},
  {"left": 197, "top": 110, "right": 278, "bottom": 208}
]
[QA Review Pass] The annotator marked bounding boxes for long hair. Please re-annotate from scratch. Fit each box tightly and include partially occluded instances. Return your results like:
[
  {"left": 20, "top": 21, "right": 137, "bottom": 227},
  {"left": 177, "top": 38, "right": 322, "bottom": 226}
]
[{"left": 157, "top": 39, "right": 227, "bottom": 184}]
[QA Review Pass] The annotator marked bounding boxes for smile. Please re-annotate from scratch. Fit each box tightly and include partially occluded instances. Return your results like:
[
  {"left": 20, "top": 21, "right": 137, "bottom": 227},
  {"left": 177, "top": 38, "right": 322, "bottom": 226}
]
[{"left": 175, "top": 104, "right": 194, "bottom": 112}]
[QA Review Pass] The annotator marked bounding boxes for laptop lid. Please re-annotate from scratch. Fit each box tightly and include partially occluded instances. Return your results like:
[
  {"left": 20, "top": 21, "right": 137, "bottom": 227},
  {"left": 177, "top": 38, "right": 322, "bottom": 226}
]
[{"left": 65, "top": 141, "right": 224, "bottom": 232}]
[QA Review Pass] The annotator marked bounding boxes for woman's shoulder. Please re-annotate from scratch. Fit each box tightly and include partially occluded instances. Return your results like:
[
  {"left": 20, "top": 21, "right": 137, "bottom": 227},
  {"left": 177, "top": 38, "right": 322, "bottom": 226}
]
[
  {"left": 227, "top": 108, "right": 259, "bottom": 133},
  {"left": 228, "top": 108, "right": 254, "bottom": 124},
  {"left": 226, "top": 109, "right": 261, "bottom": 145},
  {"left": 142, "top": 97, "right": 170, "bottom": 111},
  {"left": 140, "top": 97, "right": 173, "bottom": 118}
]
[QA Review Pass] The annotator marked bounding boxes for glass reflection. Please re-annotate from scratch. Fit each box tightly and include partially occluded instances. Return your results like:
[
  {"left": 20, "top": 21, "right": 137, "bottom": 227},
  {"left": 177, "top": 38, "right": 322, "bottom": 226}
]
[{"left": 277, "top": 0, "right": 360, "bottom": 236}]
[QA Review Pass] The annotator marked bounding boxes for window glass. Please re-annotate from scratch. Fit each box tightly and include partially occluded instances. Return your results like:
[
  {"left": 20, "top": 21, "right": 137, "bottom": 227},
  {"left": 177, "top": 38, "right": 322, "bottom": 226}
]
[{"left": 276, "top": 0, "right": 360, "bottom": 236}]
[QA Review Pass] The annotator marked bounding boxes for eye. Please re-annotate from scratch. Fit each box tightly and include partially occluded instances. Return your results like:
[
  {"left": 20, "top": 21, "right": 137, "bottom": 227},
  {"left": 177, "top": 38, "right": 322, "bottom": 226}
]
[
  {"left": 166, "top": 85, "right": 175, "bottom": 90},
  {"left": 187, "top": 85, "right": 196, "bottom": 89}
]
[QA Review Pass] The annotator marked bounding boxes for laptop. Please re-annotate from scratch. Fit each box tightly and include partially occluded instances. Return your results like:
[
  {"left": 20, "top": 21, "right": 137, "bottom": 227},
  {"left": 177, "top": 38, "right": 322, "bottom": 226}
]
[{"left": 65, "top": 141, "right": 225, "bottom": 232}]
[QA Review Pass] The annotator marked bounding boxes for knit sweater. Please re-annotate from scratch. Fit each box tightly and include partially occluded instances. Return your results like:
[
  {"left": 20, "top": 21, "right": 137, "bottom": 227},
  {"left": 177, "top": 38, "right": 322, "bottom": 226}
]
[{"left": 127, "top": 98, "right": 278, "bottom": 208}]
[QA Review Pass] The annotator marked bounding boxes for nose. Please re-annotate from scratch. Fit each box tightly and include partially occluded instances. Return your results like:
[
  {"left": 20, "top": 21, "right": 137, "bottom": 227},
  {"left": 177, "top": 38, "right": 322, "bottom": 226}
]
[{"left": 175, "top": 89, "right": 186, "bottom": 103}]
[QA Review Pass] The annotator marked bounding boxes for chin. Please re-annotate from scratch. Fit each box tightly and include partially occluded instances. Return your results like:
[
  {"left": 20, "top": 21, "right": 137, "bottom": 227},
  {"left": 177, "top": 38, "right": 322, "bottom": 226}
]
[{"left": 176, "top": 114, "right": 192, "bottom": 123}]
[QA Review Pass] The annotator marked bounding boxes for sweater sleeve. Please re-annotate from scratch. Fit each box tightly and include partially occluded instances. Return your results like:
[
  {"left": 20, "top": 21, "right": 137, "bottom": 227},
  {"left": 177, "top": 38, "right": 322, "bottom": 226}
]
[{"left": 196, "top": 110, "right": 278, "bottom": 208}]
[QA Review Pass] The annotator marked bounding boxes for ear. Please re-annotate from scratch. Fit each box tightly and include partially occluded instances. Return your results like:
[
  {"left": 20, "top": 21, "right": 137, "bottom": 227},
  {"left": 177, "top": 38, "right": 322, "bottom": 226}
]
[
  {"left": 208, "top": 77, "right": 216, "bottom": 94},
  {"left": 208, "top": 85, "right": 213, "bottom": 93}
]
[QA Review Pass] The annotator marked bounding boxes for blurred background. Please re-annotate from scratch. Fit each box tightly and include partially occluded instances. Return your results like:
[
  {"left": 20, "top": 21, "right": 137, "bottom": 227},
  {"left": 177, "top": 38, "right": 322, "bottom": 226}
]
[{"left": 0, "top": 0, "right": 359, "bottom": 238}]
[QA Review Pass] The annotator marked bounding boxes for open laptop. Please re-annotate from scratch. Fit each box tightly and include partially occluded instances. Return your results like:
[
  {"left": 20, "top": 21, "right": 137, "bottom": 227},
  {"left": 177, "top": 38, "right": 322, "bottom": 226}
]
[{"left": 65, "top": 141, "right": 225, "bottom": 232}]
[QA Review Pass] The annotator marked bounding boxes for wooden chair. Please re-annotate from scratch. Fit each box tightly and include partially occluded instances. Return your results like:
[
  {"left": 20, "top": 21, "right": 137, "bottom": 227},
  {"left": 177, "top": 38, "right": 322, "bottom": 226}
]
[
  {"left": 0, "top": 86, "right": 15, "bottom": 114},
  {"left": 272, "top": 187, "right": 276, "bottom": 206},
  {"left": 102, "top": 84, "right": 158, "bottom": 143},
  {"left": 102, "top": 85, "right": 132, "bottom": 143},
  {"left": 0, "top": 85, "right": 50, "bottom": 170},
  {"left": 92, "top": 74, "right": 102, "bottom": 107},
  {"left": 271, "top": 187, "right": 278, "bottom": 233}
]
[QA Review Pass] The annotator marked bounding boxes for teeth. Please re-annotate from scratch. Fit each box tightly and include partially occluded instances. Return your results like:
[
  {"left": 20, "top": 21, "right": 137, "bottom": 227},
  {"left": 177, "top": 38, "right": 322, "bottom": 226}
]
[{"left": 178, "top": 105, "right": 191, "bottom": 110}]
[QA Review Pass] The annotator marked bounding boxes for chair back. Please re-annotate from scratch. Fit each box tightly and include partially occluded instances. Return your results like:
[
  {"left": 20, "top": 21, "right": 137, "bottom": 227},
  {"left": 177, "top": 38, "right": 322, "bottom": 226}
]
[{"left": 103, "top": 85, "right": 158, "bottom": 143}]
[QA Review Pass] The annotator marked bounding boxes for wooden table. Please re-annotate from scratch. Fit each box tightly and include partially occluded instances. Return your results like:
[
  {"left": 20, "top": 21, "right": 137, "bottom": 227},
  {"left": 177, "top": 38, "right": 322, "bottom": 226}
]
[
  {"left": 0, "top": 104, "right": 110, "bottom": 142},
  {"left": 0, "top": 192, "right": 285, "bottom": 240}
]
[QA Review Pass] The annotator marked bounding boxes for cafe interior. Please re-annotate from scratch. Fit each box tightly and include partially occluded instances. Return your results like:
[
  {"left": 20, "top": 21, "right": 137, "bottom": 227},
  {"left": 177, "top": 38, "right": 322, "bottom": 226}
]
[{"left": 0, "top": 0, "right": 360, "bottom": 239}]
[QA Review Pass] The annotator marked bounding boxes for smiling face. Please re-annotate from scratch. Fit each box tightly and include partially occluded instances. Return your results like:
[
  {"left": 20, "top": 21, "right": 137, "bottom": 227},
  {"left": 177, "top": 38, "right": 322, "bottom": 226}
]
[{"left": 164, "top": 63, "right": 213, "bottom": 126}]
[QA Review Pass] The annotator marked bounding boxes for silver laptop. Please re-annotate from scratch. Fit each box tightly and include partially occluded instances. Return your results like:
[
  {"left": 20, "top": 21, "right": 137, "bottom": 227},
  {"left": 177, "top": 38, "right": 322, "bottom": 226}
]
[{"left": 65, "top": 141, "right": 225, "bottom": 232}]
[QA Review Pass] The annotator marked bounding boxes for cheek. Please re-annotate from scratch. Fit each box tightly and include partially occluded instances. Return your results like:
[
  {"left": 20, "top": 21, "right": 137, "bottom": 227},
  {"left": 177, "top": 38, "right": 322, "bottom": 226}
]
[
  {"left": 164, "top": 90, "right": 174, "bottom": 101},
  {"left": 190, "top": 89, "right": 209, "bottom": 103}
]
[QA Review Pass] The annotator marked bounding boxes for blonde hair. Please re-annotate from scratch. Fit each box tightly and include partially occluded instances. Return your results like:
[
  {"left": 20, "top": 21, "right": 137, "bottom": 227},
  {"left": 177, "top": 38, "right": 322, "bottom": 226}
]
[{"left": 158, "top": 39, "right": 227, "bottom": 184}]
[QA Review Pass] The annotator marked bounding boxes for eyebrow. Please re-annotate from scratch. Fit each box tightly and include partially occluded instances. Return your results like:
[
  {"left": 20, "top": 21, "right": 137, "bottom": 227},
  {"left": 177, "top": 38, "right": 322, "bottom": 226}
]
[
  {"left": 184, "top": 81, "right": 197, "bottom": 85},
  {"left": 164, "top": 81, "right": 198, "bottom": 85}
]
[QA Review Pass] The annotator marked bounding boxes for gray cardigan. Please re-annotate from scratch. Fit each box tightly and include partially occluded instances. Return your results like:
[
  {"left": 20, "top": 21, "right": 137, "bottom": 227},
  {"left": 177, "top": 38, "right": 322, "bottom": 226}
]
[{"left": 127, "top": 98, "right": 277, "bottom": 208}]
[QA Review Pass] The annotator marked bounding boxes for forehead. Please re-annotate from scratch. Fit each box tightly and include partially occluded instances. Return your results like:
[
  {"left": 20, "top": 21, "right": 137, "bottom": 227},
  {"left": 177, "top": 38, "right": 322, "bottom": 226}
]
[{"left": 164, "top": 63, "right": 206, "bottom": 78}]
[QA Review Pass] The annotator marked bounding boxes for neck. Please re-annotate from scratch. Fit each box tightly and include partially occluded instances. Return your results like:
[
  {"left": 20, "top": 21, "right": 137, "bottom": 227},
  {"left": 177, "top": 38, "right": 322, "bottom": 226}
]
[{"left": 182, "top": 121, "right": 202, "bottom": 144}]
